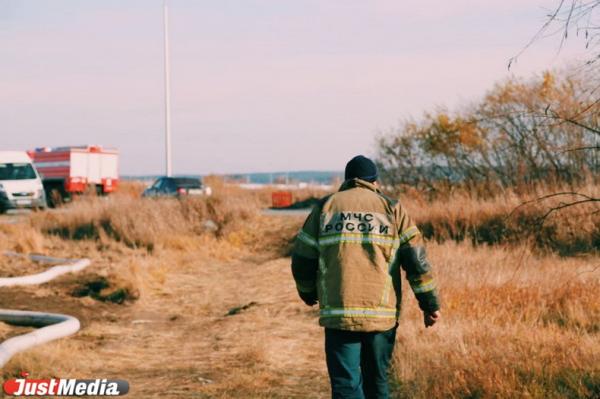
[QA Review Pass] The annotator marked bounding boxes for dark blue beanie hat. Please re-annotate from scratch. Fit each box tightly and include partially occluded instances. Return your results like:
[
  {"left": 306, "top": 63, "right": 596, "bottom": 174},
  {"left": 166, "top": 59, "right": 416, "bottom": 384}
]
[{"left": 344, "top": 155, "right": 378, "bottom": 182}]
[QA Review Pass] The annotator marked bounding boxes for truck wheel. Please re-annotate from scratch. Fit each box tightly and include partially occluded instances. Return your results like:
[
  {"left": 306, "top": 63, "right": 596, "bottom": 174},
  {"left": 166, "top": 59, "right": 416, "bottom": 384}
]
[
  {"left": 34, "top": 204, "right": 47, "bottom": 212},
  {"left": 96, "top": 185, "right": 104, "bottom": 196},
  {"left": 48, "top": 189, "right": 64, "bottom": 208}
]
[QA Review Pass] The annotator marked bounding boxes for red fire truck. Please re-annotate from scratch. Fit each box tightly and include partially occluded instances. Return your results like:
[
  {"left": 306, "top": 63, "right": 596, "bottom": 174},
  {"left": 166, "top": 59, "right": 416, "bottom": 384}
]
[{"left": 28, "top": 145, "right": 119, "bottom": 205}]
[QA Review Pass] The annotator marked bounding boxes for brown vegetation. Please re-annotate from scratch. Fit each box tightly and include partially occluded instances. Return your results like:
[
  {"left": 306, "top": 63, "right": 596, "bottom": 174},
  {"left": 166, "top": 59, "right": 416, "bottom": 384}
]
[
  {"left": 30, "top": 191, "right": 261, "bottom": 252},
  {"left": 402, "top": 182, "right": 599, "bottom": 256},
  {"left": 0, "top": 183, "right": 598, "bottom": 398},
  {"left": 376, "top": 71, "right": 599, "bottom": 191},
  {"left": 393, "top": 242, "right": 600, "bottom": 398}
]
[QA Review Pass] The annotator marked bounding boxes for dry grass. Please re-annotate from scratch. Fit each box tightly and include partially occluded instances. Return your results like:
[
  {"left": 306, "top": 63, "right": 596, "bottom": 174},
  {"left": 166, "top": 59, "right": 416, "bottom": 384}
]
[
  {"left": 392, "top": 242, "right": 600, "bottom": 398},
  {"left": 0, "top": 184, "right": 598, "bottom": 398},
  {"left": 203, "top": 175, "right": 334, "bottom": 208},
  {"left": 29, "top": 192, "right": 261, "bottom": 253},
  {"left": 0, "top": 223, "right": 46, "bottom": 254},
  {"left": 403, "top": 182, "right": 599, "bottom": 255},
  {"left": 0, "top": 235, "right": 328, "bottom": 398}
]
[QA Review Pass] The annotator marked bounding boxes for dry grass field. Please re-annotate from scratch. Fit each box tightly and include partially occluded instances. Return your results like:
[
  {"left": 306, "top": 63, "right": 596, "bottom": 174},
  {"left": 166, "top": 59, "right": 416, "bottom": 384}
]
[{"left": 0, "top": 182, "right": 598, "bottom": 398}]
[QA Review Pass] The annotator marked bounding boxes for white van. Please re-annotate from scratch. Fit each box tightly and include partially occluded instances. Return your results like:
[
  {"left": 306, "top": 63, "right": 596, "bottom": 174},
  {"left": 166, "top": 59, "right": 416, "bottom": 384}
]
[{"left": 0, "top": 151, "right": 47, "bottom": 213}]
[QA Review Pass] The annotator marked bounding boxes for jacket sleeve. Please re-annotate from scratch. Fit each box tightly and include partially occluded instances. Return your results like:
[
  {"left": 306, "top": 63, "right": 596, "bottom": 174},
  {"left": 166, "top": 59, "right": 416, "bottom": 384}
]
[
  {"left": 394, "top": 202, "right": 441, "bottom": 313},
  {"left": 291, "top": 205, "right": 321, "bottom": 304}
]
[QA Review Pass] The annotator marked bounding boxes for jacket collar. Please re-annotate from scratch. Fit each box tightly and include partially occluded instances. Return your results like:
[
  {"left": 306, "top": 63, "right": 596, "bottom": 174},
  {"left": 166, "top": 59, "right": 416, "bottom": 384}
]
[{"left": 339, "top": 178, "right": 380, "bottom": 193}]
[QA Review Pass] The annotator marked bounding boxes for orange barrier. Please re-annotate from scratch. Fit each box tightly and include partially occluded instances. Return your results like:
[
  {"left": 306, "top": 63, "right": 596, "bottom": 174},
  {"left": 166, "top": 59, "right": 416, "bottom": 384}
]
[{"left": 272, "top": 191, "right": 293, "bottom": 208}]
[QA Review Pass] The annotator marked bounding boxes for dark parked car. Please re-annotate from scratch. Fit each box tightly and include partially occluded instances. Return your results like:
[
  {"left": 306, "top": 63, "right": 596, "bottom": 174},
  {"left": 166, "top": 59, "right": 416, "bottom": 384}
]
[{"left": 142, "top": 177, "right": 212, "bottom": 198}]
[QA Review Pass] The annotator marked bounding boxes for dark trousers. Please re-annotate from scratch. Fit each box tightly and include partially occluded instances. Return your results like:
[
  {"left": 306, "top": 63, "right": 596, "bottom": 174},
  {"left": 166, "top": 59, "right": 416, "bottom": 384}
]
[{"left": 325, "top": 326, "right": 397, "bottom": 399}]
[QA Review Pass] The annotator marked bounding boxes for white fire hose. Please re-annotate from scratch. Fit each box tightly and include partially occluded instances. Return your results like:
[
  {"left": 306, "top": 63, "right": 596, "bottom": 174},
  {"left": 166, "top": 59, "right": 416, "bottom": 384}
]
[{"left": 0, "top": 253, "right": 91, "bottom": 367}]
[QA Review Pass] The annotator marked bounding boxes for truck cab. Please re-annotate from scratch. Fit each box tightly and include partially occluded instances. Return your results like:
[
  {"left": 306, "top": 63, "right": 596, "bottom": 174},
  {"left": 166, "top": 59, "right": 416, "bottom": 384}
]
[{"left": 0, "top": 151, "right": 47, "bottom": 213}]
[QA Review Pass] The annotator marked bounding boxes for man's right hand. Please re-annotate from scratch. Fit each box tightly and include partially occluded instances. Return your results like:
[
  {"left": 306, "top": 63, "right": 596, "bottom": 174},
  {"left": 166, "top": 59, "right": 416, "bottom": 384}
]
[
  {"left": 424, "top": 310, "right": 440, "bottom": 328},
  {"left": 299, "top": 291, "right": 318, "bottom": 306}
]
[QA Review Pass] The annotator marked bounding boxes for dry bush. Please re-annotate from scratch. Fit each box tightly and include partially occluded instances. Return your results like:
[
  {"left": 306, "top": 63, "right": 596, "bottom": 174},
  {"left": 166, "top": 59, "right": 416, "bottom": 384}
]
[
  {"left": 400, "top": 182, "right": 599, "bottom": 255},
  {"left": 377, "top": 71, "right": 599, "bottom": 189},
  {"left": 30, "top": 193, "right": 261, "bottom": 252}
]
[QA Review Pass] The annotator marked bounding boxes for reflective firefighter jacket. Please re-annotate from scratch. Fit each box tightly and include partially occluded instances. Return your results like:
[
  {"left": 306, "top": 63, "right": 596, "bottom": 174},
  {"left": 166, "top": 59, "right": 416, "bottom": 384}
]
[{"left": 291, "top": 178, "right": 440, "bottom": 332}]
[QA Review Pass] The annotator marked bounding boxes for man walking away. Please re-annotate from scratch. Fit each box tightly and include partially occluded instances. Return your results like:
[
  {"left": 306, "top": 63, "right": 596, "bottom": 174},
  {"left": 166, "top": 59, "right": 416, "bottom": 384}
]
[{"left": 291, "top": 155, "right": 441, "bottom": 399}]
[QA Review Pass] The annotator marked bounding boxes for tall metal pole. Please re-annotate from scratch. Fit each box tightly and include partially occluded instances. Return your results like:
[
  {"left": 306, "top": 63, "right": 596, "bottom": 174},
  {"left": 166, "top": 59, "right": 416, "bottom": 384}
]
[{"left": 163, "top": 1, "right": 172, "bottom": 177}]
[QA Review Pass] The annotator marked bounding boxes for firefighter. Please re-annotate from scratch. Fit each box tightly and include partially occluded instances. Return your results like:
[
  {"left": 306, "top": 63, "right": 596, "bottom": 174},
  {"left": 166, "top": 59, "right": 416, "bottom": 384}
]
[{"left": 291, "top": 155, "right": 441, "bottom": 399}]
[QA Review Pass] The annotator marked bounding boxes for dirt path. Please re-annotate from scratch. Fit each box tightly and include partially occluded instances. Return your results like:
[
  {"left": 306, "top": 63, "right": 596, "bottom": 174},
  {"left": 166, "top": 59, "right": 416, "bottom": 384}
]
[{"left": 78, "top": 252, "right": 330, "bottom": 398}]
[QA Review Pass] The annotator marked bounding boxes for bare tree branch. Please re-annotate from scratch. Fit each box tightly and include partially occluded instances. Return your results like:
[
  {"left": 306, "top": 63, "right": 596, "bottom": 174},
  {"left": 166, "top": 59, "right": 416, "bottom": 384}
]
[
  {"left": 558, "top": 145, "right": 600, "bottom": 153},
  {"left": 509, "top": 0, "right": 567, "bottom": 69},
  {"left": 510, "top": 0, "right": 600, "bottom": 69}
]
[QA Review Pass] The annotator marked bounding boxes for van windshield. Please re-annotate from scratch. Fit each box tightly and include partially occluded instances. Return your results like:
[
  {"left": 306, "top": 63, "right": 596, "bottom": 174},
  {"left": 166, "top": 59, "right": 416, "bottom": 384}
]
[{"left": 0, "top": 163, "right": 37, "bottom": 180}]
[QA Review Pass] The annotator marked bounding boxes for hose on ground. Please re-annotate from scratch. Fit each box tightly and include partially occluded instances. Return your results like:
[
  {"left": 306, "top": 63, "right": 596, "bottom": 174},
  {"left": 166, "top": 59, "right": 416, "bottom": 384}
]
[{"left": 0, "top": 252, "right": 91, "bottom": 367}]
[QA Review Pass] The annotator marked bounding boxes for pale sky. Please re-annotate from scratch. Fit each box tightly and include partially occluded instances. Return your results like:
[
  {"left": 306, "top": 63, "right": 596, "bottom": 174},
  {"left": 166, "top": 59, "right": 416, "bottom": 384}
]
[{"left": 0, "top": 0, "right": 589, "bottom": 175}]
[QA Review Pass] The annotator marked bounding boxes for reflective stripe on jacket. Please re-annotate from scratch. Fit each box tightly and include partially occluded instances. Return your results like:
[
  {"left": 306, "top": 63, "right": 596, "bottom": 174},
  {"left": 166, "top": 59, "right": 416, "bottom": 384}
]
[{"left": 292, "top": 178, "right": 440, "bottom": 332}]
